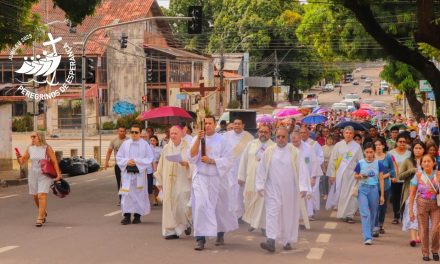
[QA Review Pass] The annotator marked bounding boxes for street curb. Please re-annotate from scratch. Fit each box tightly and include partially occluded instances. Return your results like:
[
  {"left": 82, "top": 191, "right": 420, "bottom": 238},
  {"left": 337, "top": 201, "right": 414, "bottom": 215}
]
[{"left": 1, "top": 178, "right": 28, "bottom": 187}]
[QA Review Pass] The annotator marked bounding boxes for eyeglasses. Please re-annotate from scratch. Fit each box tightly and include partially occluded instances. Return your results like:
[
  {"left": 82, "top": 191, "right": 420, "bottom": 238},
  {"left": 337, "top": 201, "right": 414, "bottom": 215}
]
[
  {"left": 30, "top": 135, "right": 37, "bottom": 138},
  {"left": 131, "top": 131, "right": 140, "bottom": 134},
  {"left": 398, "top": 140, "right": 406, "bottom": 143}
]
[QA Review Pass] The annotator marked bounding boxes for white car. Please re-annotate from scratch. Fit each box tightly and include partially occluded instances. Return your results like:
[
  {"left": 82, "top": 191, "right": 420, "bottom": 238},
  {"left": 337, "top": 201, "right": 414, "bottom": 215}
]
[
  {"left": 340, "top": 100, "right": 357, "bottom": 112},
  {"left": 323, "top": 83, "right": 334, "bottom": 92},
  {"left": 365, "top": 78, "right": 372, "bottom": 84},
  {"left": 371, "top": 101, "right": 387, "bottom": 112},
  {"left": 301, "top": 99, "right": 319, "bottom": 111},
  {"left": 331, "top": 103, "right": 347, "bottom": 111},
  {"left": 343, "top": 93, "right": 361, "bottom": 103}
]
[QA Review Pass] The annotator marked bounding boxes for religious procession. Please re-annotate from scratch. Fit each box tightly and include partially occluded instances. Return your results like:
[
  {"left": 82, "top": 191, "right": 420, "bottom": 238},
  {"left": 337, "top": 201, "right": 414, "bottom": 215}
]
[{"left": 17, "top": 107, "right": 440, "bottom": 262}]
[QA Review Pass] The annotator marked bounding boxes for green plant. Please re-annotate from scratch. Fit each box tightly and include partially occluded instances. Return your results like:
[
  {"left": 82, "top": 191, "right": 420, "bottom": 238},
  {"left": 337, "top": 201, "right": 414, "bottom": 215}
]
[
  {"left": 12, "top": 114, "right": 33, "bottom": 132},
  {"left": 227, "top": 100, "right": 240, "bottom": 109},
  {"left": 116, "top": 112, "right": 144, "bottom": 130},
  {"left": 102, "top": 121, "right": 116, "bottom": 130}
]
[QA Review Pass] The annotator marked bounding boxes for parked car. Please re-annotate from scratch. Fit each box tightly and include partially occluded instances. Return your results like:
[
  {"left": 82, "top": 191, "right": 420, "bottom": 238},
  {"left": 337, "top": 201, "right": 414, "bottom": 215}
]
[
  {"left": 331, "top": 102, "right": 347, "bottom": 112},
  {"left": 371, "top": 101, "right": 387, "bottom": 112},
  {"left": 341, "top": 100, "right": 357, "bottom": 112},
  {"left": 343, "top": 93, "right": 361, "bottom": 103},
  {"left": 323, "top": 83, "right": 334, "bottom": 92},
  {"left": 360, "top": 75, "right": 367, "bottom": 79},
  {"left": 365, "top": 78, "right": 372, "bottom": 84},
  {"left": 362, "top": 99, "right": 375, "bottom": 105},
  {"left": 301, "top": 99, "right": 320, "bottom": 111},
  {"left": 362, "top": 86, "right": 372, "bottom": 93},
  {"left": 353, "top": 80, "right": 359, "bottom": 85}
]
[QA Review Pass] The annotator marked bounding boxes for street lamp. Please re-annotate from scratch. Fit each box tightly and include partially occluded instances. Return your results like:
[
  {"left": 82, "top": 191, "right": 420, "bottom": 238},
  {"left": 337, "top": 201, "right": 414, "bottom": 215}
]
[{"left": 80, "top": 16, "right": 192, "bottom": 158}]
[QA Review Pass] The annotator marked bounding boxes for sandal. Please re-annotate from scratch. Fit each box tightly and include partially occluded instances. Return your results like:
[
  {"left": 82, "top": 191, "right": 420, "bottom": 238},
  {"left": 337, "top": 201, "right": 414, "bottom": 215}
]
[
  {"left": 391, "top": 219, "right": 399, "bottom": 224},
  {"left": 43, "top": 212, "right": 47, "bottom": 223},
  {"left": 35, "top": 219, "right": 44, "bottom": 227},
  {"left": 345, "top": 217, "right": 355, "bottom": 224}
]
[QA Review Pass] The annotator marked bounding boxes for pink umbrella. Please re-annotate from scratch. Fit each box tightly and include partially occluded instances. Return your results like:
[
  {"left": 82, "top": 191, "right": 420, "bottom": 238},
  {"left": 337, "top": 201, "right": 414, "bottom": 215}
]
[
  {"left": 257, "top": 114, "right": 275, "bottom": 123},
  {"left": 137, "top": 106, "right": 193, "bottom": 125},
  {"left": 275, "top": 108, "right": 301, "bottom": 119}
]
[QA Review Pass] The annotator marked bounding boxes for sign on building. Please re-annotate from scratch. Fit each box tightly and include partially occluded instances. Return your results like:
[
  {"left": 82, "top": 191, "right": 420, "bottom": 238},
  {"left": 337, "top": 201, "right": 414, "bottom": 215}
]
[
  {"left": 420, "top": 80, "right": 433, "bottom": 92},
  {"left": 176, "top": 93, "right": 187, "bottom": 100}
]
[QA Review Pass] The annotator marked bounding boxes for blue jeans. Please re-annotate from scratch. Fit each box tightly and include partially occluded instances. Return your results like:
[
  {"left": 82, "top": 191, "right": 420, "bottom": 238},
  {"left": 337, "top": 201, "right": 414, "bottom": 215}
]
[
  {"left": 358, "top": 184, "right": 379, "bottom": 241},
  {"left": 375, "top": 188, "right": 391, "bottom": 228}
]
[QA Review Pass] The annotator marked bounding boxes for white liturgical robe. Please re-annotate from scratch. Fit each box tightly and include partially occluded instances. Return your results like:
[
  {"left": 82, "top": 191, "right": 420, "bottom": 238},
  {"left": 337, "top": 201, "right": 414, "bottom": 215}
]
[
  {"left": 189, "top": 133, "right": 238, "bottom": 237},
  {"left": 238, "top": 138, "right": 275, "bottom": 229},
  {"left": 325, "top": 140, "right": 363, "bottom": 219},
  {"left": 223, "top": 130, "right": 254, "bottom": 218},
  {"left": 154, "top": 140, "right": 192, "bottom": 236},
  {"left": 116, "top": 138, "right": 154, "bottom": 216},
  {"left": 296, "top": 142, "right": 318, "bottom": 218},
  {"left": 256, "top": 144, "right": 310, "bottom": 245}
]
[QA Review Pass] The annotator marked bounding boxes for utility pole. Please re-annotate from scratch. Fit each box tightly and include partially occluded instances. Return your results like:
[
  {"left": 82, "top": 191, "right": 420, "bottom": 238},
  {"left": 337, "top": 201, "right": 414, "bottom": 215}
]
[
  {"left": 220, "top": 38, "right": 225, "bottom": 111},
  {"left": 275, "top": 51, "right": 278, "bottom": 103},
  {"left": 32, "top": 43, "right": 38, "bottom": 131}
]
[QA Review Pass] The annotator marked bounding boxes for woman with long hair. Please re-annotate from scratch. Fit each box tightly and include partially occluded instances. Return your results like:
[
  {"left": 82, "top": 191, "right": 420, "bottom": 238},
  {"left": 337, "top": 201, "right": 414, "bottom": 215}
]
[
  {"left": 400, "top": 141, "right": 426, "bottom": 247},
  {"left": 373, "top": 137, "right": 398, "bottom": 236},
  {"left": 409, "top": 154, "right": 440, "bottom": 261},
  {"left": 389, "top": 133, "right": 412, "bottom": 224},
  {"left": 16, "top": 131, "right": 62, "bottom": 227}
]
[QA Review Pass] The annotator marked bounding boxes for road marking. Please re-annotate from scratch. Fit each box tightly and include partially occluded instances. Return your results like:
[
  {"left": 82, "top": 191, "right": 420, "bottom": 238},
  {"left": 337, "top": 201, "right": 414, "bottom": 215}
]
[
  {"left": 0, "top": 194, "right": 19, "bottom": 199},
  {"left": 0, "top": 246, "right": 19, "bottom": 254},
  {"left": 324, "top": 222, "right": 338, "bottom": 229},
  {"left": 70, "top": 183, "right": 78, "bottom": 186},
  {"left": 85, "top": 179, "right": 97, "bottom": 182},
  {"left": 330, "top": 211, "right": 337, "bottom": 218},
  {"left": 316, "top": 233, "right": 331, "bottom": 243},
  {"left": 65, "top": 227, "right": 73, "bottom": 229},
  {"left": 306, "top": 248, "right": 325, "bottom": 260},
  {"left": 104, "top": 210, "right": 121, "bottom": 216}
]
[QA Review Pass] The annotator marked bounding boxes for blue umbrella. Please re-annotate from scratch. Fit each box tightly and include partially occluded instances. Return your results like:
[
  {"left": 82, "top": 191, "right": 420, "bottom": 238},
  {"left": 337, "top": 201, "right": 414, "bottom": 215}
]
[
  {"left": 302, "top": 114, "right": 328, "bottom": 125},
  {"left": 335, "top": 121, "right": 368, "bottom": 131}
]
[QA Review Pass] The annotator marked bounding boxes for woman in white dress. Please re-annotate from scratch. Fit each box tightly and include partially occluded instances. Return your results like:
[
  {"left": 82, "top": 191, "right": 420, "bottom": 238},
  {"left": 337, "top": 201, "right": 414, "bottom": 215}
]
[{"left": 16, "top": 131, "right": 62, "bottom": 227}]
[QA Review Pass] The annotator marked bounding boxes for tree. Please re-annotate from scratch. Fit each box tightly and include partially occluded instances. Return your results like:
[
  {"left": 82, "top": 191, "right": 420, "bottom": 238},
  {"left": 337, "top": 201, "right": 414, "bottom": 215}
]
[
  {"left": 297, "top": 1, "right": 439, "bottom": 118},
  {"left": 340, "top": 0, "right": 440, "bottom": 120},
  {"left": 0, "top": 1, "right": 101, "bottom": 50}
]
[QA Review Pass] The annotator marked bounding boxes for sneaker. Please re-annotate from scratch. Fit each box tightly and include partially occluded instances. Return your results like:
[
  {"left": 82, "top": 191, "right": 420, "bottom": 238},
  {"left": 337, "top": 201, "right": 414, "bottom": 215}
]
[
  {"left": 283, "top": 243, "right": 293, "bottom": 250},
  {"left": 121, "top": 217, "right": 131, "bottom": 225},
  {"left": 260, "top": 239, "right": 276, "bottom": 253},
  {"left": 373, "top": 230, "right": 379, "bottom": 238},
  {"left": 194, "top": 240, "right": 205, "bottom": 251},
  {"left": 184, "top": 226, "right": 192, "bottom": 236},
  {"left": 248, "top": 227, "right": 255, "bottom": 232},
  {"left": 364, "top": 239, "right": 372, "bottom": 245},
  {"left": 309, "top": 216, "right": 316, "bottom": 221},
  {"left": 132, "top": 214, "right": 141, "bottom": 224},
  {"left": 215, "top": 236, "right": 225, "bottom": 246},
  {"left": 433, "top": 253, "right": 439, "bottom": 261},
  {"left": 379, "top": 227, "right": 385, "bottom": 234},
  {"left": 165, "top": 235, "right": 179, "bottom": 240}
]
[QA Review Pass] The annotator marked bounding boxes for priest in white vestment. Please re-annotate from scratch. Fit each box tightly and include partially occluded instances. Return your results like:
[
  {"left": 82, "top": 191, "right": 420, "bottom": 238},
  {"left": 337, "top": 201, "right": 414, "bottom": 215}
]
[
  {"left": 116, "top": 124, "right": 154, "bottom": 225},
  {"left": 223, "top": 117, "right": 254, "bottom": 219},
  {"left": 238, "top": 125, "right": 275, "bottom": 232},
  {"left": 189, "top": 116, "right": 237, "bottom": 251},
  {"left": 300, "top": 126, "right": 324, "bottom": 219},
  {"left": 325, "top": 126, "right": 363, "bottom": 223},
  {"left": 291, "top": 131, "right": 317, "bottom": 220},
  {"left": 256, "top": 127, "right": 310, "bottom": 252},
  {"left": 154, "top": 126, "right": 192, "bottom": 239}
]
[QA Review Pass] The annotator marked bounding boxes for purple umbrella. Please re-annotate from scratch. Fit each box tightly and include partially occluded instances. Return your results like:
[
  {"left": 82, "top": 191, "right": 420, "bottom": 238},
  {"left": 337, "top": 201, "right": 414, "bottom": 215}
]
[
  {"left": 312, "top": 107, "right": 329, "bottom": 115},
  {"left": 257, "top": 114, "right": 275, "bottom": 123}
]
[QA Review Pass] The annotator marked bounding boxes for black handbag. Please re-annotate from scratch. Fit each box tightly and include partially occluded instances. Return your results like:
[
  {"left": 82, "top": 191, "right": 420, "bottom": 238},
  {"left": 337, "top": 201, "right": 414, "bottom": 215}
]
[{"left": 126, "top": 165, "right": 139, "bottom": 173}]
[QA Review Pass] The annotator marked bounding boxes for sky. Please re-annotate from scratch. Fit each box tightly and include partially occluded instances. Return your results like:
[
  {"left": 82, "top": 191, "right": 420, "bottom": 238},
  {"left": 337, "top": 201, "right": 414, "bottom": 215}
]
[{"left": 157, "top": 0, "right": 170, "bottom": 8}]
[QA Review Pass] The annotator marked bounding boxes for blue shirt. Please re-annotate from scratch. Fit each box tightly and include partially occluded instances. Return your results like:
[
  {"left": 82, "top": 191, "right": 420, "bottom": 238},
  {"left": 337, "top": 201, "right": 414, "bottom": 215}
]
[
  {"left": 378, "top": 153, "right": 395, "bottom": 190},
  {"left": 354, "top": 159, "right": 385, "bottom": 186}
]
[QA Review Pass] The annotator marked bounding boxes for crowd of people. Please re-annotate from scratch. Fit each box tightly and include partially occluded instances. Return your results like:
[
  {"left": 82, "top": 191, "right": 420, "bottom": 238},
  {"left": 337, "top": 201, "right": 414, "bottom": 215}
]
[{"left": 17, "top": 109, "right": 440, "bottom": 261}]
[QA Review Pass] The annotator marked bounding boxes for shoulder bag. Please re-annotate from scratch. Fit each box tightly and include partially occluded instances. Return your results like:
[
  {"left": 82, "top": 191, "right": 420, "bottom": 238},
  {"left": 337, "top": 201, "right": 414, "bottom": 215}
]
[{"left": 39, "top": 146, "right": 57, "bottom": 178}]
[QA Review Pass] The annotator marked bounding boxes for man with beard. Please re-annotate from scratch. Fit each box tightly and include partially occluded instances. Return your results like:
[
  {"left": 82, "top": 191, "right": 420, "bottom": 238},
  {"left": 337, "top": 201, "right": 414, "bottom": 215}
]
[
  {"left": 238, "top": 125, "right": 275, "bottom": 233},
  {"left": 256, "top": 127, "right": 310, "bottom": 252}
]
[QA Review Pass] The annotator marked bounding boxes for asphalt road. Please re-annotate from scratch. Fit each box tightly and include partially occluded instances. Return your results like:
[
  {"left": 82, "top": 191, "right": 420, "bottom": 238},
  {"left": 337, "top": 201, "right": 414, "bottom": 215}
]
[{"left": 0, "top": 169, "right": 426, "bottom": 264}]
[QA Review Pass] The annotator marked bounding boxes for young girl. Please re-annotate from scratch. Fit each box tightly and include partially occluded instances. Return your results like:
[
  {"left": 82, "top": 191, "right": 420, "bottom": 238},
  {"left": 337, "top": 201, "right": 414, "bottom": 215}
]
[
  {"left": 409, "top": 154, "right": 440, "bottom": 261},
  {"left": 354, "top": 142, "right": 385, "bottom": 245}
]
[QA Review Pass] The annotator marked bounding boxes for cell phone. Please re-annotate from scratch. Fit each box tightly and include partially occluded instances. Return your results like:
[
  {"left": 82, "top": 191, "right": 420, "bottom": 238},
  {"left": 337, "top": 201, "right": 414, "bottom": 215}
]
[{"left": 14, "top": 147, "right": 21, "bottom": 156}]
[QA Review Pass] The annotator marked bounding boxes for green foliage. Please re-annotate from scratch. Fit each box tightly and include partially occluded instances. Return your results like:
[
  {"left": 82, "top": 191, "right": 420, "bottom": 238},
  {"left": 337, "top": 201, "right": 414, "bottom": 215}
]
[
  {"left": 227, "top": 100, "right": 240, "bottom": 109},
  {"left": 380, "top": 59, "right": 423, "bottom": 92},
  {"left": 53, "top": 0, "right": 101, "bottom": 25},
  {"left": 0, "top": 0, "right": 41, "bottom": 51},
  {"left": 12, "top": 114, "right": 33, "bottom": 132},
  {"left": 116, "top": 112, "right": 144, "bottom": 130},
  {"left": 102, "top": 121, "right": 116, "bottom": 130}
]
